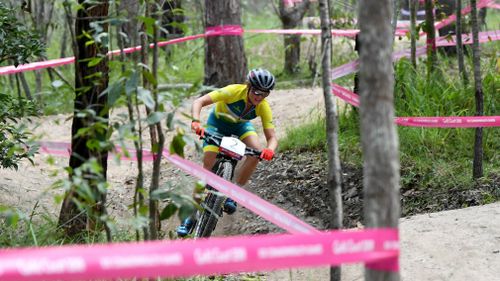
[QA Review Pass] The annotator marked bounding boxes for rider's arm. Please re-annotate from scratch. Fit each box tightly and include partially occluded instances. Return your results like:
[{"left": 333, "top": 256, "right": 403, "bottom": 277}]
[
  {"left": 191, "top": 94, "right": 214, "bottom": 121},
  {"left": 263, "top": 128, "right": 278, "bottom": 151}
]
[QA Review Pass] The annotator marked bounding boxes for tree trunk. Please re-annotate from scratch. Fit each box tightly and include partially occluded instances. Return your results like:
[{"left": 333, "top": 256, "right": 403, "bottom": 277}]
[
  {"left": 470, "top": 0, "right": 483, "bottom": 179},
  {"left": 455, "top": 0, "right": 468, "bottom": 84},
  {"left": 18, "top": 72, "right": 32, "bottom": 100},
  {"left": 410, "top": 0, "right": 418, "bottom": 68},
  {"left": 58, "top": 1, "right": 110, "bottom": 239},
  {"left": 278, "top": 0, "right": 311, "bottom": 74},
  {"left": 391, "top": 0, "right": 399, "bottom": 42},
  {"left": 318, "top": 2, "right": 343, "bottom": 281},
  {"left": 358, "top": 0, "right": 401, "bottom": 280},
  {"left": 204, "top": 0, "right": 247, "bottom": 87},
  {"left": 148, "top": 1, "right": 165, "bottom": 240},
  {"left": 425, "top": 0, "right": 436, "bottom": 75}
]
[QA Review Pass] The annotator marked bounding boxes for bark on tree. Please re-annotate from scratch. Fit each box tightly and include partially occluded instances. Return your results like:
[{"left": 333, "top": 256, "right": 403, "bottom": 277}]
[
  {"left": 391, "top": 0, "right": 400, "bottom": 42},
  {"left": 470, "top": 0, "right": 483, "bottom": 179},
  {"left": 204, "top": 0, "right": 247, "bottom": 87},
  {"left": 278, "top": 0, "right": 311, "bottom": 74},
  {"left": 455, "top": 0, "right": 468, "bottom": 84},
  {"left": 358, "top": 0, "right": 401, "bottom": 280},
  {"left": 58, "top": 1, "right": 110, "bottom": 239},
  {"left": 425, "top": 0, "right": 437, "bottom": 75},
  {"left": 318, "top": 1, "right": 343, "bottom": 280},
  {"left": 410, "top": 0, "right": 418, "bottom": 68},
  {"left": 148, "top": 1, "right": 165, "bottom": 240}
]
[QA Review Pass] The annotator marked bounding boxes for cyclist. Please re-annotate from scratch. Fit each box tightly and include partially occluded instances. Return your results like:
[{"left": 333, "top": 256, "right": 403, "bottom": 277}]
[{"left": 177, "top": 68, "right": 278, "bottom": 236}]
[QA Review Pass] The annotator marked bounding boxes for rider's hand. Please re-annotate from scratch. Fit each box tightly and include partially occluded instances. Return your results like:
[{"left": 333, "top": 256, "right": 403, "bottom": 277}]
[
  {"left": 191, "top": 121, "right": 205, "bottom": 137},
  {"left": 260, "top": 148, "right": 274, "bottom": 161}
]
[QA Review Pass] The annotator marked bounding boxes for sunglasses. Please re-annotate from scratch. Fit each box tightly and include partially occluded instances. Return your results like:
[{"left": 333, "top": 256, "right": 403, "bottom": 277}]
[{"left": 252, "top": 88, "right": 270, "bottom": 97}]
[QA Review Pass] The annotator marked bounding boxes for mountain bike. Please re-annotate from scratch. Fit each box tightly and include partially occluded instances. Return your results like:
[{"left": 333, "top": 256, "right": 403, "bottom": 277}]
[{"left": 192, "top": 130, "right": 261, "bottom": 238}]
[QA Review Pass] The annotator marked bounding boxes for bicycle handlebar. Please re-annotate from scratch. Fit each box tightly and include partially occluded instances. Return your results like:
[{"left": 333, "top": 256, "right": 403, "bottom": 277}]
[{"left": 199, "top": 130, "right": 262, "bottom": 158}]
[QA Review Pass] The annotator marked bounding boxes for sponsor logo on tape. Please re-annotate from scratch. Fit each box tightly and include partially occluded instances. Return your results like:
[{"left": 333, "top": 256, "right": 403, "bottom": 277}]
[
  {"left": 194, "top": 247, "right": 247, "bottom": 265},
  {"left": 100, "top": 253, "right": 183, "bottom": 269},
  {"left": 333, "top": 239, "right": 375, "bottom": 255},
  {"left": 258, "top": 244, "right": 323, "bottom": 259}
]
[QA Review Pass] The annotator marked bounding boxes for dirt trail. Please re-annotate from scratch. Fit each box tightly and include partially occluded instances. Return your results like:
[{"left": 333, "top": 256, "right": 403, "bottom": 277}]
[{"left": 1, "top": 86, "right": 499, "bottom": 280}]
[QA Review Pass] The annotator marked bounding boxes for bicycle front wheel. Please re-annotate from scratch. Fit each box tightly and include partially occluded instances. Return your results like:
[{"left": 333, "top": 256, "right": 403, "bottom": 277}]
[{"left": 194, "top": 161, "right": 233, "bottom": 238}]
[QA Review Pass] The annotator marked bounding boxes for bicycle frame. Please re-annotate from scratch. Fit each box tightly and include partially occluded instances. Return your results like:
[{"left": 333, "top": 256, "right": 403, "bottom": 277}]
[{"left": 191, "top": 131, "right": 260, "bottom": 238}]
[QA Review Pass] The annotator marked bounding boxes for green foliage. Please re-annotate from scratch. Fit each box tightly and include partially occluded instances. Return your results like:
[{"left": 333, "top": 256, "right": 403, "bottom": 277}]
[
  {"left": 280, "top": 55, "right": 499, "bottom": 190},
  {"left": 279, "top": 115, "right": 326, "bottom": 152},
  {"left": 0, "top": 2, "right": 44, "bottom": 66},
  {"left": 0, "top": 93, "right": 39, "bottom": 169}
]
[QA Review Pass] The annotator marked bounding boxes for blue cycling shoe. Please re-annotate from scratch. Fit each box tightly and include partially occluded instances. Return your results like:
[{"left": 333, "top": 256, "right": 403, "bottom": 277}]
[
  {"left": 176, "top": 217, "right": 195, "bottom": 237},
  {"left": 223, "top": 198, "right": 237, "bottom": 215}
]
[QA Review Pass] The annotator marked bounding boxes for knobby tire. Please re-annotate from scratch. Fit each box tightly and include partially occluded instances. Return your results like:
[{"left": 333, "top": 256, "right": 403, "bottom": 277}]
[{"left": 194, "top": 161, "right": 233, "bottom": 238}]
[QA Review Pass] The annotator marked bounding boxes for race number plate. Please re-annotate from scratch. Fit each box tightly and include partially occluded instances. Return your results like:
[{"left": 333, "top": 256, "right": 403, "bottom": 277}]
[{"left": 219, "top": 137, "right": 246, "bottom": 160}]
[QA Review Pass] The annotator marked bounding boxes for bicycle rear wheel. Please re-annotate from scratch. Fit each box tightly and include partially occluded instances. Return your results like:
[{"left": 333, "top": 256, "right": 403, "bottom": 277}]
[{"left": 194, "top": 161, "right": 233, "bottom": 238}]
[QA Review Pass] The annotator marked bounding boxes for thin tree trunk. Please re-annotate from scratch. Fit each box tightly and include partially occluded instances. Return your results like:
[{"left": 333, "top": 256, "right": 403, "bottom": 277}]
[
  {"left": 58, "top": 0, "right": 110, "bottom": 239},
  {"left": 391, "top": 0, "right": 399, "bottom": 42},
  {"left": 410, "top": 0, "right": 418, "bottom": 68},
  {"left": 455, "top": 0, "right": 468, "bottom": 84},
  {"left": 470, "top": 0, "right": 483, "bottom": 179},
  {"left": 15, "top": 73, "right": 22, "bottom": 99},
  {"left": 318, "top": 2, "right": 343, "bottom": 281},
  {"left": 148, "top": 1, "right": 165, "bottom": 240},
  {"left": 18, "top": 72, "right": 32, "bottom": 100},
  {"left": 425, "top": 0, "right": 436, "bottom": 75},
  {"left": 358, "top": 0, "right": 401, "bottom": 280},
  {"left": 60, "top": 24, "right": 68, "bottom": 58}
]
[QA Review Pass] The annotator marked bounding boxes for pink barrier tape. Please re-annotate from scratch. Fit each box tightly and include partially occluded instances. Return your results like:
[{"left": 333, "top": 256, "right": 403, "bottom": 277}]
[
  {"left": 108, "top": 34, "right": 206, "bottom": 57},
  {"left": 487, "top": 3, "right": 500, "bottom": 9},
  {"left": 247, "top": 28, "right": 359, "bottom": 37},
  {"left": 35, "top": 141, "right": 318, "bottom": 235},
  {"left": 395, "top": 0, "right": 493, "bottom": 36},
  {"left": 434, "top": 0, "right": 492, "bottom": 30},
  {"left": 332, "top": 29, "right": 498, "bottom": 80},
  {"left": 436, "top": 30, "right": 500, "bottom": 46},
  {"left": 0, "top": 57, "right": 74, "bottom": 76},
  {"left": 205, "top": 25, "right": 243, "bottom": 36},
  {"left": 331, "top": 83, "right": 500, "bottom": 128},
  {"left": 0, "top": 33, "right": 206, "bottom": 76},
  {"left": 331, "top": 46, "right": 426, "bottom": 80},
  {"left": 0, "top": 229, "right": 399, "bottom": 280},
  {"left": 162, "top": 152, "right": 320, "bottom": 235},
  {"left": 395, "top": 116, "right": 500, "bottom": 128},
  {"left": 37, "top": 141, "right": 157, "bottom": 161}
]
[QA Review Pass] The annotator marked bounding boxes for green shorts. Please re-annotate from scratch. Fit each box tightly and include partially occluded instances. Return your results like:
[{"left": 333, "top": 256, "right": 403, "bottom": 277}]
[{"left": 203, "top": 111, "right": 257, "bottom": 153}]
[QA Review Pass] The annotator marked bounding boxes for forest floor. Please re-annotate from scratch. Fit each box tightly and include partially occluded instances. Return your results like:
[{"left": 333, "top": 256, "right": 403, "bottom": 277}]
[{"left": 0, "top": 86, "right": 499, "bottom": 280}]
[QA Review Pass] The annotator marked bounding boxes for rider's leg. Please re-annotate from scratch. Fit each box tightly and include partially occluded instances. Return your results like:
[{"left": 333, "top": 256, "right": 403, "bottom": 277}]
[
  {"left": 236, "top": 134, "right": 262, "bottom": 186},
  {"left": 202, "top": 150, "right": 218, "bottom": 171}
]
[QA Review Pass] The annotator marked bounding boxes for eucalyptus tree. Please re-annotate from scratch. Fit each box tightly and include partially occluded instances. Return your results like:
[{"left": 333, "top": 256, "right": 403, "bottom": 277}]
[
  {"left": 318, "top": 0, "right": 343, "bottom": 280},
  {"left": 318, "top": 0, "right": 343, "bottom": 281},
  {"left": 276, "top": 0, "right": 311, "bottom": 74},
  {"left": 58, "top": 0, "right": 111, "bottom": 239},
  {"left": 470, "top": 0, "right": 484, "bottom": 179},
  {"left": 204, "top": 0, "right": 247, "bottom": 87},
  {"left": 358, "top": 0, "right": 401, "bottom": 280}
]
